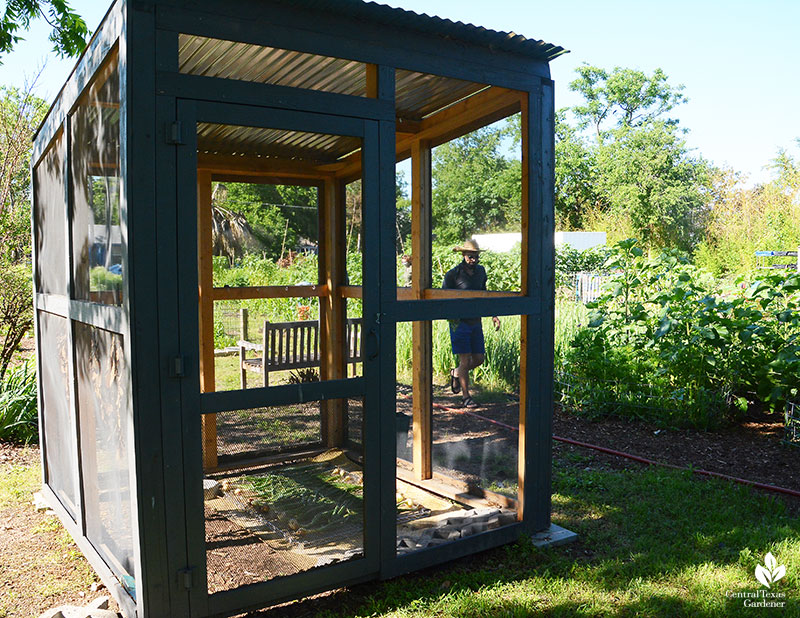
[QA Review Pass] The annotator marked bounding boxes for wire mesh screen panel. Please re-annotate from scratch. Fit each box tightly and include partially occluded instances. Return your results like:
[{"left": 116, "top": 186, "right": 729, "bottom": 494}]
[
  {"left": 395, "top": 319, "right": 520, "bottom": 556},
  {"left": 204, "top": 402, "right": 323, "bottom": 466},
  {"left": 70, "top": 49, "right": 122, "bottom": 307},
  {"left": 203, "top": 398, "right": 365, "bottom": 594},
  {"left": 74, "top": 323, "right": 136, "bottom": 598},
  {"left": 33, "top": 131, "right": 68, "bottom": 295},
  {"left": 39, "top": 311, "right": 79, "bottom": 520}
]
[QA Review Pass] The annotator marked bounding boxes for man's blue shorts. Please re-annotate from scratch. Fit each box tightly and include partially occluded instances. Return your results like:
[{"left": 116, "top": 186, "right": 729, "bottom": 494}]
[{"left": 449, "top": 320, "right": 485, "bottom": 355}]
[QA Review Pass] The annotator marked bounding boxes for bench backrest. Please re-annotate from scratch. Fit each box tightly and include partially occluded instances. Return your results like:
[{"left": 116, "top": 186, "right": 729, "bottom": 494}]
[{"left": 262, "top": 318, "right": 362, "bottom": 370}]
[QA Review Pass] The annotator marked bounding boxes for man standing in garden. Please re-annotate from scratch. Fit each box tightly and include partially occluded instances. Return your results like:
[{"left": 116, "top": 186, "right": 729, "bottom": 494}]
[{"left": 443, "top": 239, "right": 500, "bottom": 407}]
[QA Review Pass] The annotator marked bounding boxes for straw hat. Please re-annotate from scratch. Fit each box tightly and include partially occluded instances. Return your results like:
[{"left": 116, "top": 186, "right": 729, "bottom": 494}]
[{"left": 452, "top": 239, "right": 485, "bottom": 253}]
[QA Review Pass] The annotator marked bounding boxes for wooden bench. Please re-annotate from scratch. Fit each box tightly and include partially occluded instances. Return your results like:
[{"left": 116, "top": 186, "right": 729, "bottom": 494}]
[{"left": 238, "top": 309, "right": 363, "bottom": 388}]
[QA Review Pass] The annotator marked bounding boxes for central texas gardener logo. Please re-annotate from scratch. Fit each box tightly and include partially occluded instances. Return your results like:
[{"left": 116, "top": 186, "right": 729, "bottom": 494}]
[{"left": 755, "top": 552, "right": 786, "bottom": 588}]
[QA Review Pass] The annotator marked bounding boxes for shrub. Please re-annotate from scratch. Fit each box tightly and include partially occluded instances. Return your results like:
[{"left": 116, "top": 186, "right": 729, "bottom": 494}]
[
  {"left": 0, "top": 265, "right": 33, "bottom": 380},
  {"left": 89, "top": 266, "right": 123, "bottom": 293},
  {"left": 560, "top": 239, "right": 800, "bottom": 429},
  {"left": 0, "top": 362, "right": 38, "bottom": 444}
]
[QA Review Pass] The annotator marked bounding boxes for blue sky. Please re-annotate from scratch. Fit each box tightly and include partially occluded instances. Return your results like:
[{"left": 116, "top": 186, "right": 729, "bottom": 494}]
[{"left": 2, "top": 0, "right": 797, "bottom": 185}]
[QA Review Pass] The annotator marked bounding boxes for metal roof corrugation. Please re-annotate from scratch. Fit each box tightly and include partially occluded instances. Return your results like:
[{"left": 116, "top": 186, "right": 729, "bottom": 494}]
[
  {"left": 395, "top": 69, "right": 485, "bottom": 121},
  {"left": 197, "top": 122, "right": 361, "bottom": 162},
  {"left": 272, "top": 0, "right": 567, "bottom": 62},
  {"left": 179, "top": 35, "right": 366, "bottom": 96},
  {"left": 179, "top": 35, "right": 490, "bottom": 123}
]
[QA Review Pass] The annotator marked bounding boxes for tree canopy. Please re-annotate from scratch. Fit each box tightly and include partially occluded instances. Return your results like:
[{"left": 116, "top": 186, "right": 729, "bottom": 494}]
[
  {"left": 570, "top": 64, "right": 687, "bottom": 139},
  {"left": 431, "top": 123, "right": 520, "bottom": 244},
  {"left": 555, "top": 64, "right": 710, "bottom": 251},
  {"left": 0, "top": 0, "right": 88, "bottom": 63}
]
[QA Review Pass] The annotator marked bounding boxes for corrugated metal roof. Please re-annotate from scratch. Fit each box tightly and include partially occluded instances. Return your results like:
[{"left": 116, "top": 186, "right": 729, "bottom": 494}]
[
  {"left": 180, "top": 35, "right": 488, "bottom": 122},
  {"left": 179, "top": 35, "right": 366, "bottom": 96},
  {"left": 197, "top": 122, "right": 361, "bottom": 163},
  {"left": 275, "top": 0, "right": 567, "bottom": 62}
]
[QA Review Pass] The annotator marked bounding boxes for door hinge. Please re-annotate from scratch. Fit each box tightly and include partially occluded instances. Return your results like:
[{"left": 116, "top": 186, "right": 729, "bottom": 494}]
[
  {"left": 178, "top": 566, "right": 195, "bottom": 589},
  {"left": 169, "top": 356, "right": 187, "bottom": 378},
  {"left": 166, "top": 121, "right": 184, "bottom": 145}
]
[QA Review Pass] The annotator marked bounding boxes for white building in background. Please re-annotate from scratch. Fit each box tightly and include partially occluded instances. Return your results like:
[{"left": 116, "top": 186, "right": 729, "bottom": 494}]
[
  {"left": 472, "top": 231, "right": 606, "bottom": 253},
  {"left": 554, "top": 231, "right": 606, "bottom": 252}
]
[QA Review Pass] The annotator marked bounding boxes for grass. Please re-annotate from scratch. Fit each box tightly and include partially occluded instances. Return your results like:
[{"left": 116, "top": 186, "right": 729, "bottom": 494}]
[
  {"left": 0, "top": 460, "right": 38, "bottom": 508},
  {"left": 3, "top": 444, "right": 799, "bottom": 615},
  {"left": 0, "top": 446, "right": 103, "bottom": 616},
  {"left": 310, "top": 451, "right": 800, "bottom": 617}
]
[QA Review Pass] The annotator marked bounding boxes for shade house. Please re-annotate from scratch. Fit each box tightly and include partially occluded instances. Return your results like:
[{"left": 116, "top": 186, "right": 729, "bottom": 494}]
[{"left": 31, "top": 0, "right": 572, "bottom": 615}]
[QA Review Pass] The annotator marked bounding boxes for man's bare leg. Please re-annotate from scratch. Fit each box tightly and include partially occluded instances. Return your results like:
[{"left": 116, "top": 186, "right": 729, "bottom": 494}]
[{"left": 457, "top": 353, "right": 485, "bottom": 399}]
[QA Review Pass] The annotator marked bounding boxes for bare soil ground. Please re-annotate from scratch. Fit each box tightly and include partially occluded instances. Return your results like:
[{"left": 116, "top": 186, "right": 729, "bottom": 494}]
[
  {"left": 1, "top": 400, "right": 796, "bottom": 617},
  {"left": 0, "top": 444, "right": 119, "bottom": 618}
]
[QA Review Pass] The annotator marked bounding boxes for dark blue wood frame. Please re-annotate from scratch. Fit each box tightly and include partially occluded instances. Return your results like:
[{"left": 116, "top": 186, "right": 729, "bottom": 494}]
[{"left": 32, "top": 1, "right": 559, "bottom": 615}]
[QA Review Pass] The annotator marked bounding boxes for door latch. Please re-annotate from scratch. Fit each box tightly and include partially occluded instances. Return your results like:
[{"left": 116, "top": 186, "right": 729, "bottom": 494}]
[
  {"left": 166, "top": 121, "right": 184, "bottom": 145},
  {"left": 169, "top": 356, "right": 187, "bottom": 378}
]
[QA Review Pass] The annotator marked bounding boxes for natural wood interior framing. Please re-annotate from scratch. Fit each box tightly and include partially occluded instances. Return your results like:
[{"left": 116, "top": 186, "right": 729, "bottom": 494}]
[{"left": 197, "top": 84, "right": 528, "bottom": 483}]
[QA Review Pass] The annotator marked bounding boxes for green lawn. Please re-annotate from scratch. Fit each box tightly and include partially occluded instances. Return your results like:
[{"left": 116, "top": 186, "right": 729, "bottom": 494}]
[{"left": 310, "top": 449, "right": 800, "bottom": 618}]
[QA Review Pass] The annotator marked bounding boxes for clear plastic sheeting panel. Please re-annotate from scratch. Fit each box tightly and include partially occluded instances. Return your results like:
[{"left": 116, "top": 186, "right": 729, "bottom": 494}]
[
  {"left": 395, "top": 319, "right": 520, "bottom": 556},
  {"left": 203, "top": 399, "right": 365, "bottom": 593},
  {"left": 70, "top": 49, "right": 122, "bottom": 306},
  {"left": 74, "top": 323, "right": 136, "bottom": 597},
  {"left": 33, "top": 131, "right": 67, "bottom": 295},
  {"left": 39, "top": 311, "right": 78, "bottom": 519}
]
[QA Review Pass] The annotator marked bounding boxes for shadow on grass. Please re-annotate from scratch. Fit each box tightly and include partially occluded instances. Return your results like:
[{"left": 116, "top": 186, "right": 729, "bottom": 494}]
[{"left": 240, "top": 456, "right": 800, "bottom": 617}]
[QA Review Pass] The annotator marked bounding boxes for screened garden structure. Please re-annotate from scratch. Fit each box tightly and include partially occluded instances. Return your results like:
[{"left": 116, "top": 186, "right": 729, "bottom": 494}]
[{"left": 32, "top": 0, "right": 572, "bottom": 615}]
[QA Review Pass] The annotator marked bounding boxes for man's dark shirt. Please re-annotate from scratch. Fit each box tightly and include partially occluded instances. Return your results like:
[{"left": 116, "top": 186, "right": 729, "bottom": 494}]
[{"left": 442, "top": 261, "right": 487, "bottom": 325}]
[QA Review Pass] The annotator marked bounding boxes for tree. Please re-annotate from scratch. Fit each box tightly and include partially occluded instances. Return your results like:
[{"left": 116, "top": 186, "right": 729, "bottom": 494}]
[
  {"left": 431, "top": 125, "right": 518, "bottom": 243},
  {"left": 595, "top": 121, "right": 710, "bottom": 251},
  {"left": 570, "top": 64, "right": 686, "bottom": 140},
  {"left": 554, "top": 111, "right": 599, "bottom": 229},
  {"left": 0, "top": 83, "right": 46, "bottom": 378},
  {"left": 559, "top": 64, "right": 710, "bottom": 251},
  {"left": 213, "top": 182, "right": 318, "bottom": 260},
  {"left": 695, "top": 142, "right": 800, "bottom": 275},
  {"left": 0, "top": 0, "right": 87, "bottom": 63}
]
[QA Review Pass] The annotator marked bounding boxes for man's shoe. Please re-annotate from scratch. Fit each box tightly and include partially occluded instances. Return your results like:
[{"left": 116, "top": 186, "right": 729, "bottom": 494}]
[{"left": 450, "top": 368, "right": 461, "bottom": 394}]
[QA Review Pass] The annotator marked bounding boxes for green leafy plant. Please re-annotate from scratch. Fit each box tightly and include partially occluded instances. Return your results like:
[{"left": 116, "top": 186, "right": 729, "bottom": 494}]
[
  {"left": 0, "top": 361, "right": 37, "bottom": 444},
  {"left": 561, "top": 239, "right": 800, "bottom": 429}
]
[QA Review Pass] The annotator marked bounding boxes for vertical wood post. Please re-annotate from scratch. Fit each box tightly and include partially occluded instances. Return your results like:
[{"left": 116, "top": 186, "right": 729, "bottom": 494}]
[
  {"left": 239, "top": 308, "right": 248, "bottom": 389},
  {"left": 197, "top": 170, "right": 217, "bottom": 469},
  {"left": 319, "top": 178, "right": 346, "bottom": 446},
  {"left": 411, "top": 140, "right": 433, "bottom": 480},
  {"left": 517, "top": 92, "right": 531, "bottom": 522}
]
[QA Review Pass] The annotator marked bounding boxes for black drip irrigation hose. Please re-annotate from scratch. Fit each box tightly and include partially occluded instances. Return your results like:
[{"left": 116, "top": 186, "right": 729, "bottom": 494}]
[{"left": 428, "top": 400, "right": 800, "bottom": 500}]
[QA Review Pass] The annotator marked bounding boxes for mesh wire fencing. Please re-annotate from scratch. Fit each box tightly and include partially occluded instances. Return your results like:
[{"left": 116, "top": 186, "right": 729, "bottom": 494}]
[{"left": 557, "top": 272, "right": 606, "bottom": 303}]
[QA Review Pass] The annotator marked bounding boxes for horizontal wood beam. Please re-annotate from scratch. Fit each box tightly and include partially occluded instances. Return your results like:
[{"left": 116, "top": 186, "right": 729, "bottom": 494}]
[
  {"left": 396, "top": 287, "right": 521, "bottom": 301},
  {"left": 396, "top": 117, "right": 422, "bottom": 134},
  {"left": 328, "top": 87, "right": 522, "bottom": 179},
  {"left": 197, "top": 152, "right": 336, "bottom": 180},
  {"left": 209, "top": 173, "right": 323, "bottom": 188},
  {"left": 339, "top": 285, "right": 363, "bottom": 299},
  {"left": 423, "top": 289, "right": 522, "bottom": 300},
  {"left": 397, "top": 87, "right": 523, "bottom": 158},
  {"left": 211, "top": 284, "right": 328, "bottom": 301}
]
